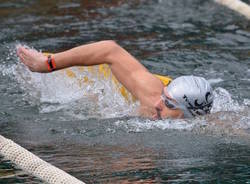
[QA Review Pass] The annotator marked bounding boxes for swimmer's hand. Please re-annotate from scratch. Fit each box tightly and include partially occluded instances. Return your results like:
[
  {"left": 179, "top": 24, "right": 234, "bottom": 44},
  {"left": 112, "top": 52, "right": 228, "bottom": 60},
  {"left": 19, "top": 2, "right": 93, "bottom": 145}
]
[{"left": 17, "top": 46, "right": 49, "bottom": 73}]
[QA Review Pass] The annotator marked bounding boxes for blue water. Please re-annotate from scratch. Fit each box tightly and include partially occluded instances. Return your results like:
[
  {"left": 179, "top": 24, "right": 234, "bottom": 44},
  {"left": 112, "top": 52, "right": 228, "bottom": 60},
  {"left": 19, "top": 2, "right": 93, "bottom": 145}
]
[{"left": 0, "top": 0, "right": 250, "bottom": 183}]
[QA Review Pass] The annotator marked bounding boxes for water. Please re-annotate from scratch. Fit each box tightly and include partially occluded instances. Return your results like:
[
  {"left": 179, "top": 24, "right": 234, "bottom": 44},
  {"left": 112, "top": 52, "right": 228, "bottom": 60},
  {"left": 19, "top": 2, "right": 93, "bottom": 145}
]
[{"left": 0, "top": 0, "right": 250, "bottom": 183}]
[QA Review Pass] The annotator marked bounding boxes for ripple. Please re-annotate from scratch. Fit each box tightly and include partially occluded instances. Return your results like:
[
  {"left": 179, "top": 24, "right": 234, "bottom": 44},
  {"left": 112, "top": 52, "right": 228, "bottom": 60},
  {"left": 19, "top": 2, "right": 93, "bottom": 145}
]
[{"left": 0, "top": 0, "right": 250, "bottom": 183}]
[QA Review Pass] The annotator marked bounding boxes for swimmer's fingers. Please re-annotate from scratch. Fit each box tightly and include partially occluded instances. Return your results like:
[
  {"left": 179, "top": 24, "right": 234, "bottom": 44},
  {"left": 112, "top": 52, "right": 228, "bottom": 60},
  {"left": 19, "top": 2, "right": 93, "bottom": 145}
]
[
  {"left": 17, "top": 47, "right": 32, "bottom": 66},
  {"left": 18, "top": 52, "right": 25, "bottom": 63},
  {"left": 19, "top": 52, "right": 31, "bottom": 67},
  {"left": 17, "top": 46, "right": 23, "bottom": 59},
  {"left": 16, "top": 46, "right": 48, "bottom": 73},
  {"left": 19, "top": 47, "right": 30, "bottom": 58}
]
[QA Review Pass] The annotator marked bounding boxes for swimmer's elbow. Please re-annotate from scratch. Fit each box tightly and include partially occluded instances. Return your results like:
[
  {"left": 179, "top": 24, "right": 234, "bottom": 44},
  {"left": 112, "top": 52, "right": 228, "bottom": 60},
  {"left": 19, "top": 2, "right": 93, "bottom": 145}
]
[{"left": 103, "top": 40, "right": 125, "bottom": 65}]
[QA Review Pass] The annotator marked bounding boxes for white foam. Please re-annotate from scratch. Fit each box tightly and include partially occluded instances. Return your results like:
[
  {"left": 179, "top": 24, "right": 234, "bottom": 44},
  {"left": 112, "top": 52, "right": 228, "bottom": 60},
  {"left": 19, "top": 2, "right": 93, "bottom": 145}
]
[
  {"left": 243, "top": 99, "right": 250, "bottom": 106},
  {"left": 208, "top": 78, "right": 223, "bottom": 84},
  {"left": 10, "top": 47, "right": 137, "bottom": 119},
  {"left": 1, "top": 46, "right": 249, "bottom": 133},
  {"left": 114, "top": 118, "right": 195, "bottom": 132},
  {"left": 211, "top": 87, "right": 244, "bottom": 112}
]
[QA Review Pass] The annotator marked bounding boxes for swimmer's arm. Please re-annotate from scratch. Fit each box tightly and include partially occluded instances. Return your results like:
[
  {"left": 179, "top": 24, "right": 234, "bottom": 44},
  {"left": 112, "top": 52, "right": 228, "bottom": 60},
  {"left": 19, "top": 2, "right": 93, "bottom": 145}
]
[
  {"left": 53, "top": 40, "right": 145, "bottom": 69},
  {"left": 18, "top": 40, "right": 158, "bottom": 99},
  {"left": 53, "top": 40, "right": 150, "bottom": 97},
  {"left": 53, "top": 41, "right": 115, "bottom": 68},
  {"left": 54, "top": 41, "right": 164, "bottom": 100}
]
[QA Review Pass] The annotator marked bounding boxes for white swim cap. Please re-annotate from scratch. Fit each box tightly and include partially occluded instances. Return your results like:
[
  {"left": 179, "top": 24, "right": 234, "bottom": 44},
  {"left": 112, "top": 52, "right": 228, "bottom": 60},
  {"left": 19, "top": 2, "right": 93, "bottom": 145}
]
[{"left": 165, "top": 76, "right": 214, "bottom": 118}]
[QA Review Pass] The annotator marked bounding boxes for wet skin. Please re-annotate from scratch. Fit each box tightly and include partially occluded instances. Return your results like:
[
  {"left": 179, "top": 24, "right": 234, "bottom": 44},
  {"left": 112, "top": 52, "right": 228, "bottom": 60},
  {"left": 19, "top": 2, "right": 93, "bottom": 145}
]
[{"left": 17, "top": 41, "right": 183, "bottom": 119}]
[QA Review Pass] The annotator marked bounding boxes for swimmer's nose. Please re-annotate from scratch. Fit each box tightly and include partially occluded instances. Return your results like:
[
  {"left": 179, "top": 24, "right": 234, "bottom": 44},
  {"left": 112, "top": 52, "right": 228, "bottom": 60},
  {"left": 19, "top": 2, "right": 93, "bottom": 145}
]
[{"left": 154, "top": 98, "right": 163, "bottom": 111}]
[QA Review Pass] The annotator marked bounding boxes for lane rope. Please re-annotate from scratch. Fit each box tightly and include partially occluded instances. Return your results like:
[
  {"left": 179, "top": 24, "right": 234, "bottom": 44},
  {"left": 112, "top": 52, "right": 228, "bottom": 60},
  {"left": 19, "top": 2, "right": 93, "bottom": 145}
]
[
  {"left": 215, "top": 0, "right": 250, "bottom": 19},
  {"left": 0, "top": 135, "right": 85, "bottom": 184}
]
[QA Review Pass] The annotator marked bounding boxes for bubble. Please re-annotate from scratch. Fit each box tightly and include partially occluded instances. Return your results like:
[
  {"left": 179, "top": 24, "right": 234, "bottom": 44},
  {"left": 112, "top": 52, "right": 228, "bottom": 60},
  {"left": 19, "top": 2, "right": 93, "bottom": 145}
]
[
  {"left": 212, "top": 87, "right": 244, "bottom": 112},
  {"left": 6, "top": 46, "right": 138, "bottom": 119},
  {"left": 1, "top": 45, "right": 249, "bottom": 135}
]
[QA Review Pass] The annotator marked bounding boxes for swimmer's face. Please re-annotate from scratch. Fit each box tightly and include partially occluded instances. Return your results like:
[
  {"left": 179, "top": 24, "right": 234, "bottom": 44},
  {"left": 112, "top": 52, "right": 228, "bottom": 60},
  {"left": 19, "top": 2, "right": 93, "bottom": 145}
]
[{"left": 154, "top": 89, "right": 184, "bottom": 119}]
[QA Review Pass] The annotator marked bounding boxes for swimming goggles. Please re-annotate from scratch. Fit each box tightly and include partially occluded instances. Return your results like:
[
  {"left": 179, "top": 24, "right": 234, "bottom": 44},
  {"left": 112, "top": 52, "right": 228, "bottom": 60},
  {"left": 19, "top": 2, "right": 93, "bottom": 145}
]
[{"left": 161, "top": 90, "right": 179, "bottom": 110}]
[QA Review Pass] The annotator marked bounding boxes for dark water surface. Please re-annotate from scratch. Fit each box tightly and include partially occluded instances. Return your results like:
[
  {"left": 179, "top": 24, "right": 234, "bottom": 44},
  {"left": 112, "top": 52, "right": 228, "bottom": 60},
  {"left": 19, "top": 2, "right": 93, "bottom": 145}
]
[{"left": 0, "top": 0, "right": 250, "bottom": 183}]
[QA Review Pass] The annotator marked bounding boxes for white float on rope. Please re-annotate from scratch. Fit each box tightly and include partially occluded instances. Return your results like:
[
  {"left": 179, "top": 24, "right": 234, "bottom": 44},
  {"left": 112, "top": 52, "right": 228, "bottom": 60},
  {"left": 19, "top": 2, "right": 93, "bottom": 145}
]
[
  {"left": 0, "top": 135, "right": 85, "bottom": 184},
  {"left": 215, "top": 0, "right": 250, "bottom": 19}
]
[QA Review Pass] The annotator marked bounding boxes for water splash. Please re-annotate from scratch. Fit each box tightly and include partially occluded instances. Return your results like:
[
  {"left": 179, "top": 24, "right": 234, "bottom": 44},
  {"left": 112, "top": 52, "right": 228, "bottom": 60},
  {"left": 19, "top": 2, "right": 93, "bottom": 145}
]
[
  {"left": 4, "top": 46, "right": 138, "bottom": 119},
  {"left": 1, "top": 46, "right": 249, "bottom": 134},
  {"left": 114, "top": 118, "right": 195, "bottom": 133},
  {"left": 112, "top": 87, "right": 250, "bottom": 133},
  {"left": 212, "top": 87, "right": 244, "bottom": 112}
]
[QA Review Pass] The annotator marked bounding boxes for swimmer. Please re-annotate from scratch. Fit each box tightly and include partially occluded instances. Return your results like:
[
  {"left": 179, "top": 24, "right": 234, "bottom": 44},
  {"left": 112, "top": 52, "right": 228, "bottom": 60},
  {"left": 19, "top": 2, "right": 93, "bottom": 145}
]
[{"left": 17, "top": 40, "right": 213, "bottom": 119}]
